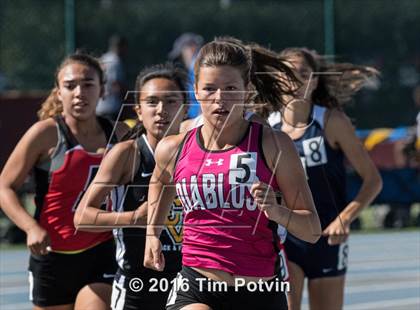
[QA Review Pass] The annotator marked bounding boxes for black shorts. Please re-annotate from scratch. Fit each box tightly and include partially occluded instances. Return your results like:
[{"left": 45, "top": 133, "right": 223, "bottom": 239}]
[
  {"left": 111, "top": 268, "right": 178, "bottom": 310},
  {"left": 166, "top": 266, "right": 288, "bottom": 310},
  {"left": 284, "top": 233, "right": 349, "bottom": 279},
  {"left": 28, "top": 239, "right": 117, "bottom": 307}
]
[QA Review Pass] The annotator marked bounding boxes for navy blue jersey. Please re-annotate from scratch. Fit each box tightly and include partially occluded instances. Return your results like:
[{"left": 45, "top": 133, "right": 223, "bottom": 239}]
[
  {"left": 270, "top": 105, "right": 347, "bottom": 229},
  {"left": 111, "top": 134, "right": 183, "bottom": 276}
]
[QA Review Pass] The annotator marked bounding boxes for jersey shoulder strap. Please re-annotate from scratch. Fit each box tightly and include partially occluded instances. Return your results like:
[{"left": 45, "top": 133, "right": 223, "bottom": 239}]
[
  {"left": 137, "top": 134, "right": 155, "bottom": 172},
  {"left": 313, "top": 105, "right": 326, "bottom": 129},
  {"left": 97, "top": 117, "right": 118, "bottom": 144},
  {"left": 54, "top": 115, "right": 79, "bottom": 148}
]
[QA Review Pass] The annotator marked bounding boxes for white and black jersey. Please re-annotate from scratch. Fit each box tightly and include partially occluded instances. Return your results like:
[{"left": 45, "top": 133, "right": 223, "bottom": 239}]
[{"left": 111, "top": 134, "right": 183, "bottom": 276}]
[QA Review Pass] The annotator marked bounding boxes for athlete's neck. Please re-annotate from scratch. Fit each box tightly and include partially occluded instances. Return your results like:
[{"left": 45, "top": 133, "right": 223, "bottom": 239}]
[
  {"left": 145, "top": 132, "right": 158, "bottom": 151},
  {"left": 281, "top": 99, "right": 312, "bottom": 127},
  {"left": 200, "top": 119, "right": 249, "bottom": 151},
  {"left": 63, "top": 114, "right": 101, "bottom": 137}
]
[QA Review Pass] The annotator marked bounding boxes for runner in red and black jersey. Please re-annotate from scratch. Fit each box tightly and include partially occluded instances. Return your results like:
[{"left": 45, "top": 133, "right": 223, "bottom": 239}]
[{"left": 0, "top": 53, "right": 127, "bottom": 310}]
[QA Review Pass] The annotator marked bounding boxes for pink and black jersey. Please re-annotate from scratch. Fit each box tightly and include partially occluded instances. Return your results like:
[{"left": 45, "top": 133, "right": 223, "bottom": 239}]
[
  {"left": 174, "top": 122, "right": 283, "bottom": 277},
  {"left": 33, "top": 115, "right": 116, "bottom": 252}
]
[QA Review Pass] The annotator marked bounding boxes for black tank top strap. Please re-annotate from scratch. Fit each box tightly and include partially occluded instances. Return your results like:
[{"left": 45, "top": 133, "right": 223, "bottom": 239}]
[
  {"left": 97, "top": 117, "right": 118, "bottom": 144},
  {"left": 256, "top": 123, "right": 272, "bottom": 172},
  {"left": 54, "top": 115, "right": 79, "bottom": 148},
  {"left": 137, "top": 135, "right": 155, "bottom": 172}
]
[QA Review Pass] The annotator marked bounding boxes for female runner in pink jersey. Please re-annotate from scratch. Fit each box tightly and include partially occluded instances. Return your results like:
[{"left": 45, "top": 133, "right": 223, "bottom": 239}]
[{"left": 144, "top": 38, "right": 322, "bottom": 310}]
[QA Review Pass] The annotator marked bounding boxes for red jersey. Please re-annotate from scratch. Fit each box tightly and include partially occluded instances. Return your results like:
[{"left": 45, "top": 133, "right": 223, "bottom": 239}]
[{"left": 33, "top": 116, "right": 116, "bottom": 252}]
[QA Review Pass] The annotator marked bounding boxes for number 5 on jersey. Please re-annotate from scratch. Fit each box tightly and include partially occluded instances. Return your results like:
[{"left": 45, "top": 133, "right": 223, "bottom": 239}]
[{"left": 229, "top": 153, "right": 258, "bottom": 185}]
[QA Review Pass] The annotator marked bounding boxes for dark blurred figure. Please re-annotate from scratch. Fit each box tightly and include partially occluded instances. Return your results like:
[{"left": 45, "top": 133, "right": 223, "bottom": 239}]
[
  {"left": 169, "top": 32, "right": 203, "bottom": 118},
  {"left": 96, "top": 35, "right": 128, "bottom": 121}
]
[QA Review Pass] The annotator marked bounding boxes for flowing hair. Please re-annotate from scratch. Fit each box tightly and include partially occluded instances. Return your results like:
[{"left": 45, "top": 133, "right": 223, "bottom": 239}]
[
  {"left": 37, "top": 88, "right": 62, "bottom": 120},
  {"left": 279, "top": 47, "right": 380, "bottom": 109},
  {"left": 194, "top": 36, "right": 300, "bottom": 118}
]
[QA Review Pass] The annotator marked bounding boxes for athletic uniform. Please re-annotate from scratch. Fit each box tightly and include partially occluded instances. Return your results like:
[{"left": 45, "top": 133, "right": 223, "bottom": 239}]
[
  {"left": 29, "top": 115, "right": 118, "bottom": 307},
  {"left": 167, "top": 122, "right": 288, "bottom": 310},
  {"left": 270, "top": 105, "right": 349, "bottom": 279},
  {"left": 110, "top": 134, "right": 183, "bottom": 310}
]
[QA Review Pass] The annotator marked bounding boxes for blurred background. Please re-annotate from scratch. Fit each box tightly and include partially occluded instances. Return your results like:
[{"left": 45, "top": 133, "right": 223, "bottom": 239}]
[
  {"left": 0, "top": 0, "right": 419, "bottom": 236},
  {"left": 0, "top": 1, "right": 419, "bottom": 309}
]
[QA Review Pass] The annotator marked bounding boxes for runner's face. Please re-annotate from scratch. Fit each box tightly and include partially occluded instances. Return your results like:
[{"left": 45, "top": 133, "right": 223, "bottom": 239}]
[
  {"left": 136, "top": 78, "right": 185, "bottom": 139},
  {"left": 57, "top": 63, "right": 102, "bottom": 121},
  {"left": 195, "top": 65, "right": 247, "bottom": 128},
  {"left": 288, "top": 56, "right": 318, "bottom": 101}
]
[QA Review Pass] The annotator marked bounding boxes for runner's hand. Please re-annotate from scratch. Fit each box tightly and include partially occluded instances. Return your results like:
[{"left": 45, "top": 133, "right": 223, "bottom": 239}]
[
  {"left": 144, "top": 235, "right": 165, "bottom": 271},
  {"left": 26, "top": 224, "right": 50, "bottom": 255},
  {"left": 322, "top": 216, "right": 350, "bottom": 245},
  {"left": 251, "top": 182, "right": 282, "bottom": 222}
]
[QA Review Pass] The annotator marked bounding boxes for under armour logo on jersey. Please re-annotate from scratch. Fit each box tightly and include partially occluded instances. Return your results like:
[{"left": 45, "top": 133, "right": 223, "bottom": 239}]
[{"left": 204, "top": 158, "right": 224, "bottom": 166}]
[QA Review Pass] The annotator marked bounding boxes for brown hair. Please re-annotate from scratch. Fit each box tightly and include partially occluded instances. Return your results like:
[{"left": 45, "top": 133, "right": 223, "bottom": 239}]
[
  {"left": 193, "top": 36, "right": 298, "bottom": 116},
  {"left": 37, "top": 53, "right": 105, "bottom": 120},
  {"left": 37, "top": 88, "right": 62, "bottom": 120},
  {"left": 279, "top": 47, "right": 379, "bottom": 109}
]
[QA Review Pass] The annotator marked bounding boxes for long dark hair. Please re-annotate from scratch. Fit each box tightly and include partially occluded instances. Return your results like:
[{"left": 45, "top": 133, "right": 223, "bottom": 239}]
[
  {"left": 123, "top": 62, "right": 188, "bottom": 140},
  {"left": 279, "top": 47, "right": 380, "bottom": 109}
]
